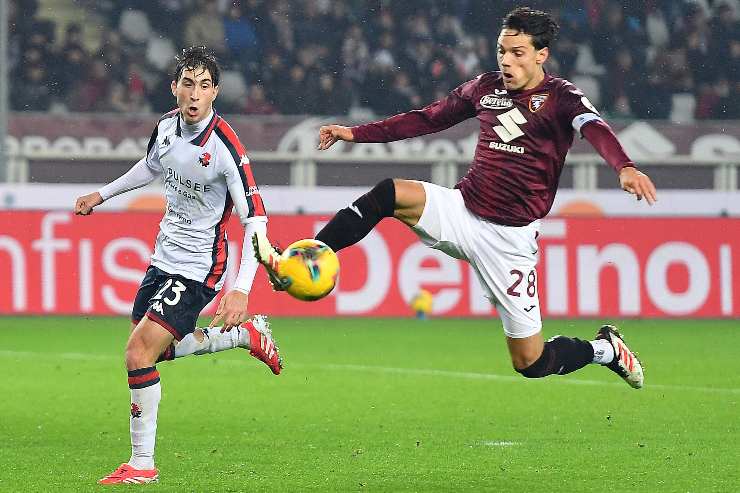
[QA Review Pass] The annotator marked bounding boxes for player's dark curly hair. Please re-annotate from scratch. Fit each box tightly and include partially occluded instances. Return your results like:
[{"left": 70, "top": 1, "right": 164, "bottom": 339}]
[
  {"left": 502, "top": 7, "right": 559, "bottom": 50},
  {"left": 173, "top": 46, "right": 220, "bottom": 85}
]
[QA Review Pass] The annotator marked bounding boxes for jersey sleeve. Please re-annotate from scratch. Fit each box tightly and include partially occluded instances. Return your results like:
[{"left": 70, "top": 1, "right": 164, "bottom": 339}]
[
  {"left": 215, "top": 119, "right": 267, "bottom": 293},
  {"left": 556, "top": 81, "right": 604, "bottom": 137},
  {"left": 144, "top": 121, "right": 164, "bottom": 172},
  {"left": 215, "top": 120, "right": 267, "bottom": 225},
  {"left": 352, "top": 76, "right": 478, "bottom": 143},
  {"left": 98, "top": 123, "right": 162, "bottom": 200},
  {"left": 556, "top": 81, "right": 634, "bottom": 172}
]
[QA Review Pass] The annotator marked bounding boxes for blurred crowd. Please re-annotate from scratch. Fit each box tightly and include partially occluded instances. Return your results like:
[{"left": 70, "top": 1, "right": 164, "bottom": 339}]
[{"left": 8, "top": 0, "right": 740, "bottom": 120}]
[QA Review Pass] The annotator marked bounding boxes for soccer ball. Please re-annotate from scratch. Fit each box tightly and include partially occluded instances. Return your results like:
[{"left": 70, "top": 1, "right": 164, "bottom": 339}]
[{"left": 277, "top": 239, "right": 340, "bottom": 301}]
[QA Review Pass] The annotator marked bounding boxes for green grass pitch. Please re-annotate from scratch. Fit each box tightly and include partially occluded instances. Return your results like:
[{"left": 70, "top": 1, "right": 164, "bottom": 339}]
[{"left": 1, "top": 316, "right": 738, "bottom": 492}]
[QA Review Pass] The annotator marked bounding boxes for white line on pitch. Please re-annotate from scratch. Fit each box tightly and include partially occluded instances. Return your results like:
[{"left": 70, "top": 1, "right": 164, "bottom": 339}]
[
  {"left": 297, "top": 363, "right": 740, "bottom": 395},
  {"left": 1, "top": 350, "right": 738, "bottom": 395}
]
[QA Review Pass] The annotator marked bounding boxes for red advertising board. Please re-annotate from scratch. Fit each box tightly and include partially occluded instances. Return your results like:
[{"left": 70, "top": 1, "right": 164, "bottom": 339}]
[{"left": 1, "top": 211, "right": 738, "bottom": 318}]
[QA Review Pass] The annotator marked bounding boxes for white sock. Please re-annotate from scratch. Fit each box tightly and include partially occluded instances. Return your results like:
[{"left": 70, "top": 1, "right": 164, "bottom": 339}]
[
  {"left": 590, "top": 339, "right": 615, "bottom": 364},
  {"left": 127, "top": 368, "right": 161, "bottom": 470},
  {"left": 174, "top": 326, "right": 249, "bottom": 358}
]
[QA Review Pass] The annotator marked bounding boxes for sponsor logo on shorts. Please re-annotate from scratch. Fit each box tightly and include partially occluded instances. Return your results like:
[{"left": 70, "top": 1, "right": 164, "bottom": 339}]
[
  {"left": 151, "top": 301, "right": 164, "bottom": 315},
  {"left": 131, "top": 403, "right": 142, "bottom": 418}
]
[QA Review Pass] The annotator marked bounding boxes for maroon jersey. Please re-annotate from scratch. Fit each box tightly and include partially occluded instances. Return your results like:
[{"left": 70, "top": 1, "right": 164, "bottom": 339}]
[{"left": 352, "top": 72, "right": 630, "bottom": 226}]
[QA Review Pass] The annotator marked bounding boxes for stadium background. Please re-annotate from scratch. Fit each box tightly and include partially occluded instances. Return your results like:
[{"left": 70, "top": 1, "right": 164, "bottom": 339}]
[
  {"left": 1, "top": 1, "right": 739, "bottom": 492},
  {"left": 2, "top": 0, "right": 738, "bottom": 318}
]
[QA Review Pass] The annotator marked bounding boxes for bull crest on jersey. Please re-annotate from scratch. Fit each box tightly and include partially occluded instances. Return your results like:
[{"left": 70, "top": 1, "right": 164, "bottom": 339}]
[
  {"left": 199, "top": 152, "right": 211, "bottom": 167},
  {"left": 529, "top": 94, "right": 548, "bottom": 112}
]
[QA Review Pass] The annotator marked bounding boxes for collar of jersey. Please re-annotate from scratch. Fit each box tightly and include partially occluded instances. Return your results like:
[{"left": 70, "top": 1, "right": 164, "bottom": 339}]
[{"left": 175, "top": 109, "right": 219, "bottom": 147}]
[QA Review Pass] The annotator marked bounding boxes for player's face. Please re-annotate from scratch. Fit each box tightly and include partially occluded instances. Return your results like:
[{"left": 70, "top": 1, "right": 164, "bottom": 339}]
[
  {"left": 171, "top": 67, "right": 219, "bottom": 124},
  {"left": 497, "top": 29, "right": 548, "bottom": 91}
]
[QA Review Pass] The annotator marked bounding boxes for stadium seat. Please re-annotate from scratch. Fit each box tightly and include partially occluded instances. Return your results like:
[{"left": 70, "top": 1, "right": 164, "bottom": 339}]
[
  {"left": 670, "top": 93, "right": 696, "bottom": 123},
  {"left": 217, "top": 71, "right": 248, "bottom": 105},
  {"left": 146, "top": 38, "right": 176, "bottom": 72},
  {"left": 570, "top": 75, "right": 601, "bottom": 107},
  {"left": 119, "top": 10, "right": 151, "bottom": 44},
  {"left": 574, "top": 44, "right": 606, "bottom": 76}
]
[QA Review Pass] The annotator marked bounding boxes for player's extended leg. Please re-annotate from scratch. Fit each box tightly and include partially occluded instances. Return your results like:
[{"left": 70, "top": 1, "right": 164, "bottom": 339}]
[
  {"left": 507, "top": 327, "right": 643, "bottom": 389},
  {"left": 98, "top": 318, "right": 172, "bottom": 484},
  {"left": 315, "top": 178, "right": 426, "bottom": 250},
  {"left": 507, "top": 332, "right": 594, "bottom": 376},
  {"left": 155, "top": 315, "right": 282, "bottom": 375}
]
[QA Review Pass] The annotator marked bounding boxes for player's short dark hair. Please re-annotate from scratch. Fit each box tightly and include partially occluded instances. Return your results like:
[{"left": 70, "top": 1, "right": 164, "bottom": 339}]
[
  {"left": 502, "top": 7, "right": 559, "bottom": 50},
  {"left": 174, "top": 46, "right": 220, "bottom": 86}
]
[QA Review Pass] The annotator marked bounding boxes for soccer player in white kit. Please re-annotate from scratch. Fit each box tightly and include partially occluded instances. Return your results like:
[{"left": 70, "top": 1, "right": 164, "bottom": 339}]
[
  {"left": 74, "top": 47, "right": 282, "bottom": 485},
  {"left": 256, "top": 8, "right": 656, "bottom": 391}
]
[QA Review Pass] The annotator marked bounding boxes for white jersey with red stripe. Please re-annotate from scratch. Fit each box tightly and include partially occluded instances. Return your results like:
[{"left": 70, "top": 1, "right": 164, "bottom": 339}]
[{"left": 143, "top": 109, "right": 267, "bottom": 290}]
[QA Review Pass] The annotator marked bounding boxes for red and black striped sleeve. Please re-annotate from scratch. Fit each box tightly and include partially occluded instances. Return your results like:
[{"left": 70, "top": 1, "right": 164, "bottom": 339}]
[{"left": 214, "top": 117, "right": 266, "bottom": 218}]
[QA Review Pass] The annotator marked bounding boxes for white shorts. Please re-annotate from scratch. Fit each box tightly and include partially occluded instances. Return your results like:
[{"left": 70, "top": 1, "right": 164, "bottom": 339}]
[{"left": 412, "top": 182, "right": 542, "bottom": 338}]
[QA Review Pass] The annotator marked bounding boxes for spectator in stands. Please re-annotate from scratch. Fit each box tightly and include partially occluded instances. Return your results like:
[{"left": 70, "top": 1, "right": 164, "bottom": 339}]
[
  {"left": 709, "top": 1, "right": 739, "bottom": 81},
  {"left": 223, "top": 2, "right": 260, "bottom": 69},
  {"left": 98, "top": 30, "right": 130, "bottom": 83},
  {"left": 312, "top": 74, "right": 352, "bottom": 116},
  {"left": 710, "top": 78, "right": 740, "bottom": 119},
  {"left": 277, "top": 65, "right": 310, "bottom": 114},
  {"left": 7, "top": 0, "right": 739, "bottom": 118},
  {"left": 602, "top": 48, "right": 642, "bottom": 117},
  {"left": 591, "top": 3, "right": 647, "bottom": 70},
  {"left": 341, "top": 24, "right": 370, "bottom": 88},
  {"left": 243, "top": 83, "right": 276, "bottom": 115},
  {"left": 632, "top": 67, "right": 673, "bottom": 120},
  {"left": 68, "top": 59, "right": 112, "bottom": 112},
  {"left": 184, "top": 0, "right": 227, "bottom": 59},
  {"left": 380, "top": 72, "right": 422, "bottom": 116},
  {"left": 106, "top": 82, "right": 130, "bottom": 113},
  {"left": 51, "top": 43, "right": 88, "bottom": 102},
  {"left": 267, "top": 0, "right": 295, "bottom": 53},
  {"left": 12, "top": 64, "right": 52, "bottom": 111}
]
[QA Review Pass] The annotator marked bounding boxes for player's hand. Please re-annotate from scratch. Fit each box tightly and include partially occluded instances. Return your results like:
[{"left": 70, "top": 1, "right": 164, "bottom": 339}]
[
  {"left": 209, "top": 290, "right": 249, "bottom": 332},
  {"left": 74, "top": 192, "right": 103, "bottom": 215},
  {"left": 619, "top": 167, "right": 657, "bottom": 205},
  {"left": 318, "top": 125, "right": 354, "bottom": 150}
]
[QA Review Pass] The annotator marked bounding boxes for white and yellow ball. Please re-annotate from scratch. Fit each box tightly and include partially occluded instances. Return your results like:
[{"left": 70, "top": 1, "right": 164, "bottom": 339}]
[{"left": 277, "top": 239, "right": 340, "bottom": 301}]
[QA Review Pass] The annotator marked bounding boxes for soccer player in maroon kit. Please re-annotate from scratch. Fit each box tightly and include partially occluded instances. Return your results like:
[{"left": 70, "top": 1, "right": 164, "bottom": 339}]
[{"left": 257, "top": 7, "right": 657, "bottom": 388}]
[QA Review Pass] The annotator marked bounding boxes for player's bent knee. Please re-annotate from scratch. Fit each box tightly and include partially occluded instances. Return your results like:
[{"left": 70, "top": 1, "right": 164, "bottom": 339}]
[
  {"left": 511, "top": 353, "right": 541, "bottom": 371},
  {"left": 124, "top": 326, "right": 159, "bottom": 369},
  {"left": 125, "top": 343, "right": 148, "bottom": 370},
  {"left": 392, "top": 179, "right": 425, "bottom": 225},
  {"left": 514, "top": 349, "right": 551, "bottom": 378}
]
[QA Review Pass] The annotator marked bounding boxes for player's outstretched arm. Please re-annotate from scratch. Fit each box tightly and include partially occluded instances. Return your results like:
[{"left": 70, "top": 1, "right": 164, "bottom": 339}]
[
  {"left": 619, "top": 167, "right": 657, "bottom": 205},
  {"left": 74, "top": 192, "right": 103, "bottom": 215},
  {"left": 318, "top": 125, "right": 354, "bottom": 150},
  {"left": 580, "top": 120, "right": 657, "bottom": 205}
]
